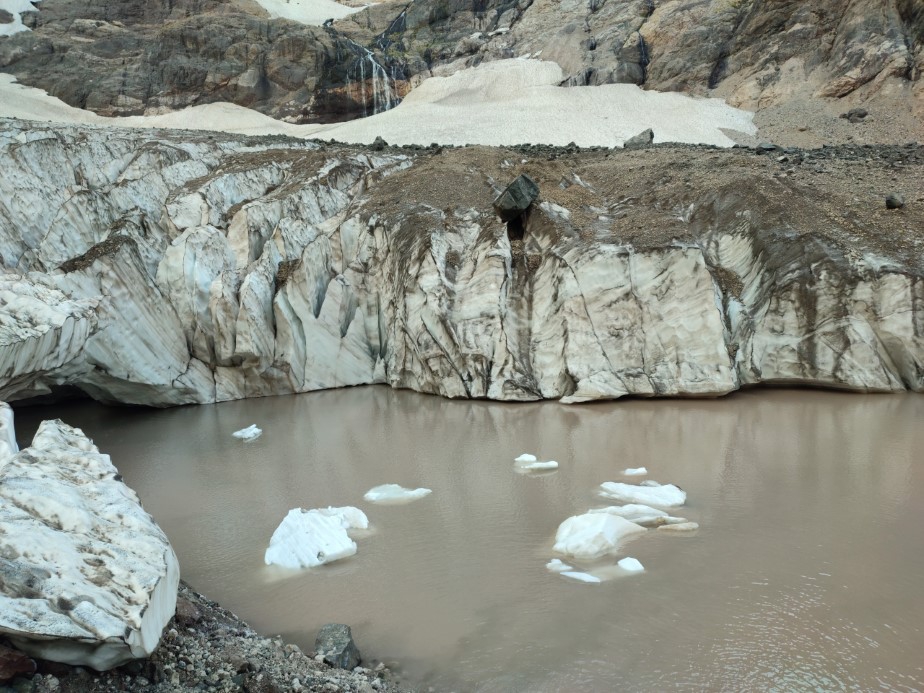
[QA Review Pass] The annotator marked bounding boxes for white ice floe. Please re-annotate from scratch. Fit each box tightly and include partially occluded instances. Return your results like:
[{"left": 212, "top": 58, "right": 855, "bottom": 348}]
[
  {"left": 232, "top": 424, "right": 262, "bottom": 441},
  {"left": 514, "top": 453, "right": 537, "bottom": 463},
  {"left": 599, "top": 481, "right": 686, "bottom": 508},
  {"left": 560, "top": 571, "right": 601, "bottom": 584},
  {"left": 363, "top": 483, "right": 432, "bottom": 504},
  {"left": 250, "top": 0, "right": 364, "bottom": 25},
  {"left": 658, "top": 521, "right": 700, "bottom": 532},
  {"left": 264, "top": 506, "right": 369, "bottom": 569},
  {"left": 515, "top": 459, "right": 559, "bottom": 473},
  {"left": 589, "top": 504, "right": 688, "bottom": 528},
  {"left": 546, "top": 558, "right": 573, "bottom": 573},
  {"left": 553, "top": 511, "right": 646, "bottom": 560},
  {"left": 617, "top": 557, "right": 645, "bottom": 573},
  {"left": 623, "top": 467, "right": 648, "bottom": 476}
]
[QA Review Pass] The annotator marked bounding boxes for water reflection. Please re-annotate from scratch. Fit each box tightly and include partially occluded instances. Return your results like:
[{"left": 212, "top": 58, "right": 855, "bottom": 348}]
[{"left": 13, "top": 388, "right": 924, "bottom": 691}]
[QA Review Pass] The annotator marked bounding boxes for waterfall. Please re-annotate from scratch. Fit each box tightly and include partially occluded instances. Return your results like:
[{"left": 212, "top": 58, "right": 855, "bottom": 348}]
[{"left": 347, "top": 40, "right": 400, "bottom": 116}]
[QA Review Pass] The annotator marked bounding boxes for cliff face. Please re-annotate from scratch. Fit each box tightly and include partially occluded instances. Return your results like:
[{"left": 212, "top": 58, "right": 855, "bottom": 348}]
[
  {"left": 0, "top": 0, "right": 921, "bottom": 136},
  {"left": 1, "top": 121, "right": 922, "bottom": 406}
]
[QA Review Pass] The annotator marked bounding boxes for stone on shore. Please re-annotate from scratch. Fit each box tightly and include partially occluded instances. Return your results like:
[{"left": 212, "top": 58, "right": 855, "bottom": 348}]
[
  {"left": 0, "top": 418, "right": 179, "bottom": 670},
  {"left": 315, "top": 624, "right": 361, "bottom": 670},
  {"left": 623, "top": 128, "right": 654, "bottom": 148}
]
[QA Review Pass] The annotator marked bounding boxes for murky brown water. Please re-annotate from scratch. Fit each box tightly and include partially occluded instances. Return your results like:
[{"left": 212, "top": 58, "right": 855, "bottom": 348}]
[{"left": 14, "top": 388, "right": 924, "bottom": 692}]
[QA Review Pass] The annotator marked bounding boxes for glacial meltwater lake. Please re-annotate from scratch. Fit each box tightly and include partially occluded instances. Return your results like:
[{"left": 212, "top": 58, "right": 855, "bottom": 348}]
[{"left": 14, "top": 388, "right": 924, "bottom": 692}]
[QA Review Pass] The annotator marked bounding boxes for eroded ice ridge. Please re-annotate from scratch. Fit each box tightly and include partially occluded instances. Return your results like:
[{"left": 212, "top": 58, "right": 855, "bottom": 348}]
[
  {"left": 363, "top": 484, "right": 432, "bottom": 504},
  {"left": 232, "top": 424, "right": 263, "bottom": 441},
  {"left": 0, "top": 416, "right": 179, "bottom": 670},
  {"left": 264, "top": 506, "right": 369, "bottom": 569},
  {"left": 599, "top": 481, "right": 687, "bottom": 508}
]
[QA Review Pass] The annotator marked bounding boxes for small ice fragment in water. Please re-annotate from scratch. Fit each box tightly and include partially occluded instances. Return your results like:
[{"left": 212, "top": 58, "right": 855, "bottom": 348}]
[
  {"left": 232, "top": 424, "right": 262, "bottom": 441},
  {"left": 516, "top": 459, "right": 559, "bottom": 472},
  {"left": 623, "top": 467, "right": 647, "bottom": 476},
  {"left": 657, "top": 521, "right": 699, "bottom": 532},
  {"left": 546, "top": 559, "right": 573, "bottom": 573},
  {"left": 514, "top": 453, "right": 537, "bottom": 463},
  {"left": 561, "top": 571, "right": 601, "bottom": 584},
  {"left": 264, "top": 506, "right": 369, "bottom": 569},
  {"left": 590, "top": 504, "right": 687, "bottom": 528},
  {"left": 599, "top": 481, "right": 686, "bottom": 507},
  {"left": 554, "top": 511, "right": 647, "bottom": 560},
  {"left": 363, "top": 484, "right": 432, "bottom": 504},
  {"left": 618, "top": 557, "right": 645, "bottom": 572}
]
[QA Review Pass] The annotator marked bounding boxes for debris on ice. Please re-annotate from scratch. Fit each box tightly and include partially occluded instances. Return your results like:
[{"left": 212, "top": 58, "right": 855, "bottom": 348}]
[
  {"left": 546, "top": 559, "right": 573, "bottom": 573},
  {"left": 617, "top": 557, "right": 645, "bottom": 572},
  {"left": 363, "top": 483, "right": 432, "bottom": 504},
  {"left": 264, "top": 506, "right": 369, "bottom": 570},
  {"left": 553, "top": 511, "right": 646, "bottom": 560},
  {"left": 623, "top": 467, "right": 648, "bottom": 476},
  {"left": 599, "top": 481, "right": 686, "bottom": 507},
  {"left": 232, "top": 424, "right": 262, "bottom": 441},
  {"left": 561, "top": 571, "right": 601, "bottom": 584}
]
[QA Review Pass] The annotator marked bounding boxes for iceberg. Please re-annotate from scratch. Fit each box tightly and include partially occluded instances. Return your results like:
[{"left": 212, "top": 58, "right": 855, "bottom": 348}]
[
  {"left": 232, "top": 424, "right": 262, "bottom": 441},
  {"left": 363, "top": 483, "right": 432, "bottom": 504},
  {"left": 623, "top": 467, "right": 647, "bottom": 476},
  {"left": 617, "top": 557, "right": 645, "bottom": 572},
  {"left": 561, "top": 571, "right": 601, "bottom": 584},
  {"left": 589, "top": 504, "right": 688, "bottom": 528},
  {"left": 264, "top": 506, "right": 369, "bottom": 569},
  {"left": 553, "top": 511, "right": 646, "bottom": 560},
  {"left": 546, "top": 558, "right": 573, "bottom": 573},
  {"left": 599, "top": 481, "right": 686, "bottom": 507}
]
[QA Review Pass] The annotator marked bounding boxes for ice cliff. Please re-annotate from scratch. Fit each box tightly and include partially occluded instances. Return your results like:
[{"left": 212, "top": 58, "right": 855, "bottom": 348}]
[{"left": 1, "top": 121, "right": 922, "bottom": 406}]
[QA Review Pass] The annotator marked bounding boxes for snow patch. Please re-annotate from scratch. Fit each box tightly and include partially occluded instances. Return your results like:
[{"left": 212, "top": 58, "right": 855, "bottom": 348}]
[
  {"left": 0, "top": 0, "right": 38, "bottom": 38},
  {"left": 363, "top": 483, "right": 432, "bottom": 504},
  {"left": 250, "top": 0, "right": 364, "bottom": 25}
]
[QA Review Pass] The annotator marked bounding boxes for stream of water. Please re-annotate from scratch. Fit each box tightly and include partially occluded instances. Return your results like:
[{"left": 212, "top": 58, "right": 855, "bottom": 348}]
[{"left": 13, "top": 388, "right": 924, "bottom": 692}]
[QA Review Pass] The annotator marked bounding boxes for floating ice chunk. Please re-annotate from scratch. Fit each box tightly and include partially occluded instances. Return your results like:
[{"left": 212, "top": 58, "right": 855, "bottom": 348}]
[
  {"left": 589, "top": 504, "right": 688, "bottom": 528},
  {"left": 514, "top": 453, "right": 537, "bottom": 463},
  {"left": 232, "top": 424, "right": 262, "bottom": 441},
  {"left": 546, "top": 559, "right": 573, "bottom": 573},
  {"left": 515, "top": 459, "right": 559, "bottom": 472},
  {"left": 658, "top": 521, "right": 700, "bottom": 532},
  {"left": 553, "top": 512, "right": 647, "bottom": 560},
  {"left": 264, "top": 506, "right": 369, "bottom": 569},
  {"left": 617, "top": 557, "right": 645, "bottom": 572},
  {"left": 599, "top": 481, "right": 686, "bottom": 507},
  {"left": 623, "top": 467, "right": 648, "bottom": 476},
  {"left": 561, "top": 571, "right": 601, "bottom": 584},
  {"left": 363, "top": 483, "right": 432, "bottom": 504}
]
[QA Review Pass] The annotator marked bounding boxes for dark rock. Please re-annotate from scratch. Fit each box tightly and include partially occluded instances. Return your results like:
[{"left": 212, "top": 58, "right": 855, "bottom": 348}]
[
  {"left": 315, "top": 624, "right": 361, "bottom": 670},
  {"left": 493, "top": 175, "right": 540, "bottom": 222},
  {"left": 174, "top": 597, "right": 202, "bottom": 626},
  {"left": 371, "top": 136, "right": 388, "bottom": 152},
  {"left": 0, "top": 644, "right": 36, "bottom": 684},
  {"left": 886, "top": 193, "right": 905, "bottom": 209},
  {"left": 0, "top": 9, "right": 14, "bottom": 23},
  {"left": 757, "top": 142, "right": 778, "bottom": 152},
  {"left": 840, "top": 108, "right": 869, "bottom": 123},
  {"left": 623, "top": 129, "right": 654, "bottom": 149}
]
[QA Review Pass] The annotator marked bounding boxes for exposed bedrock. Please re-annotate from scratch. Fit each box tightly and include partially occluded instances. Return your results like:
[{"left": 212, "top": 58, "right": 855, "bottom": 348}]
[
  {"left": 0, "top": 413, "right": 179, "bottom": 669},
  {"left": 0, "top": 121, "right": 922, "bottom": 405}
]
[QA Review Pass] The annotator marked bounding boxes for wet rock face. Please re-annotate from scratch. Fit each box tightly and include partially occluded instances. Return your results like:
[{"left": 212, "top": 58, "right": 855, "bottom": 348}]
[
  {"left": 0, "top": 417, "right": 179, "bottom": 670},
  {"left": 0, "top": 122, "right": 923, "bottom": 406},
  {"left": 0, "top": 0, "right": 407, "bottom": 122}
]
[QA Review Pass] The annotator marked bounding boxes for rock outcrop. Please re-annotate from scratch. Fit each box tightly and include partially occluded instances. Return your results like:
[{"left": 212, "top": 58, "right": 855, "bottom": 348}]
[
  {"left": 0, "top": 121, "right": 922, "bottom": 405},
  {"left": 0, "top": 414, "right": 179, "bottom": 669}
]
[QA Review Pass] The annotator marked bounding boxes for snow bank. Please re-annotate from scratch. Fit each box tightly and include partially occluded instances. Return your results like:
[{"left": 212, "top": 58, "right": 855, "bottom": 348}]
[
  {"left": 0, "top": 59, "right": 756, "bottom": 148},
  {"left": 553, "top": 511, "right": 646, "bottom": 560},
  {"left": 363, "top": 483, "right": 432, "bottom": 504},
  {"left": 599, "top": 481, "right": 686, "bottom": 508},
  {"left": 232, "top": 424, "right": 262, "bottom": 441},
  {"left": 264, "top": 506, "right": 368, "bottom": 569},
  {"left": 250, "top": 0, "right": 363, "bottom": 25}
]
